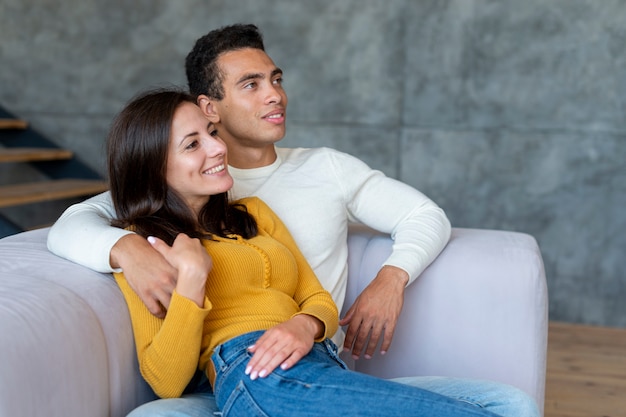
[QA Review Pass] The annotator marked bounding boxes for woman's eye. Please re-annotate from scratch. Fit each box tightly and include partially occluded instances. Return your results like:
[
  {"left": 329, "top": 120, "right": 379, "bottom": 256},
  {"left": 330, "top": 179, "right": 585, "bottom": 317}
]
[
  {"left": 210, "top": 129, "right": 219, "bottom": 137},
  {"left": 185, "top": 140, "right": 199, "bottom": 150}
]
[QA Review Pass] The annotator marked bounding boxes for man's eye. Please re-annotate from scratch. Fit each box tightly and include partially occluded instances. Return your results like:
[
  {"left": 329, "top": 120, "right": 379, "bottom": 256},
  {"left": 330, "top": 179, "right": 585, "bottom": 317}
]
[
  {"left": 244, "top": 82, "right": 256, "bottom": 89},
  {"left": 273, "top": 77, "right": 283, "bottom": 85}
]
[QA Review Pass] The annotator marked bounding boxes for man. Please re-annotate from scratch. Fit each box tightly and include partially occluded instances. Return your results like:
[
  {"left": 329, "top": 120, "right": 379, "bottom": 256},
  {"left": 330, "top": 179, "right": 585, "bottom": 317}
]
[
  {"left": 47, "top": 24, "right": 539, "bottom": 417},
  {"left": 50, "top": 24, "right": 449, "bottom": 359}
]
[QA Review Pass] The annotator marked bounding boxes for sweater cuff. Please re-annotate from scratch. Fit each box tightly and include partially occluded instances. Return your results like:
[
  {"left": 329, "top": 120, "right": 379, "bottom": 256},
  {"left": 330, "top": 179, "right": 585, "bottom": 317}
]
[
  {"left": 168, "top": 291, "right": 212, "bottom": 318},
  {"left": 293, "top": 309, "right": 338, "bottom": 342}
]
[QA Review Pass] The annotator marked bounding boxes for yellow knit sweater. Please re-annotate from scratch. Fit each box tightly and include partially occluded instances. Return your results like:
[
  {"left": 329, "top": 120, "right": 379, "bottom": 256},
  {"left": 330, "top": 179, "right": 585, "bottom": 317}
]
[{"left": 114, "top": 197, "right": 339, "bottom": 398}]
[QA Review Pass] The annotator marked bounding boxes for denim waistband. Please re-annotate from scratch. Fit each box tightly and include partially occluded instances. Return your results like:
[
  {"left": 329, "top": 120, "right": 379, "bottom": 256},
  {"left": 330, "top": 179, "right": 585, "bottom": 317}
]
[
  {"left": 215, "top": 331, "right": 265, "bottom": 364},
  {"left": 208, "top": 331, "right": 265, "bottom": 387},
  {"left": 214, "top": 331, "right": 341, "bottom": 363}
]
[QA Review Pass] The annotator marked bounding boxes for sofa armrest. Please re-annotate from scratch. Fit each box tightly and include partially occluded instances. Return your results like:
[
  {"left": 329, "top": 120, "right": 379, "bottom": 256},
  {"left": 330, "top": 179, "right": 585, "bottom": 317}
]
[
  {"left": 343, "top": 225, "right": 548, "bottom": 413},
  {"left": 0, "top": 228, "right": 155, "bottom": 417}
]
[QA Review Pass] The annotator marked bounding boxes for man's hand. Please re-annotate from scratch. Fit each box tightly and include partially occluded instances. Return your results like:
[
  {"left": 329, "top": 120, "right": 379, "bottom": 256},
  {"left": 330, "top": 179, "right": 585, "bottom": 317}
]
[
  {"left": 339, "top": 265, "right": 408, "bottom": 359},
  {"left": 245, "top": 315, "right": 322, "bottom": 380},
  {"left": 110, "top": 234, "right": 177, "bottom": 318}
]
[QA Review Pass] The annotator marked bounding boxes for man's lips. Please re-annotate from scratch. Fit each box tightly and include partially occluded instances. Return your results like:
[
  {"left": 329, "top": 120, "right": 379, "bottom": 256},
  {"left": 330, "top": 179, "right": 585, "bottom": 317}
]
[{"left": 262, "top": 109, "right": 286, "bottom": 124}]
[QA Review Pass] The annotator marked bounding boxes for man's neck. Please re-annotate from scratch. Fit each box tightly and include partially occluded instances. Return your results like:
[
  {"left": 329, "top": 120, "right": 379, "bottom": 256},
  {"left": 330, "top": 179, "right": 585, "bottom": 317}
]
[{"left": 227, "top": 144, "right": 278, "bottom": 169}]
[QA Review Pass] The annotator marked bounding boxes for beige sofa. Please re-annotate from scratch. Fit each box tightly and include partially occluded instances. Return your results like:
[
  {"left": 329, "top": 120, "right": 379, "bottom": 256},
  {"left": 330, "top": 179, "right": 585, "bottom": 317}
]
[{"left": 0, "top": 226, "right": 548, "bottom": 416}]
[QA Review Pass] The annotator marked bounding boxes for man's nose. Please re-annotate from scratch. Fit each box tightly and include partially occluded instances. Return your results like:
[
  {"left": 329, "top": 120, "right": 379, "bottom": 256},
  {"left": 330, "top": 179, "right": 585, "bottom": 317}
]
[{"left": 265, "top": 84, "right": 283, "bottom": 104}]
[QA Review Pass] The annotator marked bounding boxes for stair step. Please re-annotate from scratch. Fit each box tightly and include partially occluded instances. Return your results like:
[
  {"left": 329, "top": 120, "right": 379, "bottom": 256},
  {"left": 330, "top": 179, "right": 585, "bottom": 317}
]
[
  {"left": 0, "top": 179, "right": 108, "bottom": 208},
  {"left": 0, "top": 148, "right": 73, "bottom": 163},
  {"left": 0, "top": 119, "right": 28, "bottom": 130}
]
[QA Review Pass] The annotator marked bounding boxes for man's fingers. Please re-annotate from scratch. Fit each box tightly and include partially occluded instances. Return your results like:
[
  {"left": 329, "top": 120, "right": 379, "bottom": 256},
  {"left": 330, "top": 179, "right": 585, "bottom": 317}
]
[
  {"left": 134, "top": 279, "right": 172, "bottom": 317},
  {"left": 338, "top": 305, "right": 354, "bottom": 326},
  {"left": 379, "top": 321, "right": 397, "bottom": 355},
  {"left": 340, "top": 300, "right": 360, "bottom": 349},
  {"left": 153, "top": 286, "right": 173, "bottom": 310},
  {"left": 350, "top": 320, "right": 374, "bottom": 359},
  {"left": 342, "top": 319, "right": 360, "bottom": 353},
  {"left": 145, "top": 298, "right": 167, "bottom": 318},
  {"left": 363, "top": 325, "right": 384, "bottom": 359}
]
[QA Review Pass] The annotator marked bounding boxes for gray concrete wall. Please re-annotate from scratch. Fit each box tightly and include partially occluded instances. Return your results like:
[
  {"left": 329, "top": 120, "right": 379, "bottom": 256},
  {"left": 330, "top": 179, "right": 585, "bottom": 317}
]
[{"left": 1, "top": 0, "right": 625, "bottom": 327}]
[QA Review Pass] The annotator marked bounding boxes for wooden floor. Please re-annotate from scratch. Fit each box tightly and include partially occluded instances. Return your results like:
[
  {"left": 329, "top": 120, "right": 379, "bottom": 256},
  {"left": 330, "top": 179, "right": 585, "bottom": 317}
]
[{"left": 545, "top": 321, "right": 626, "bottom": 417}]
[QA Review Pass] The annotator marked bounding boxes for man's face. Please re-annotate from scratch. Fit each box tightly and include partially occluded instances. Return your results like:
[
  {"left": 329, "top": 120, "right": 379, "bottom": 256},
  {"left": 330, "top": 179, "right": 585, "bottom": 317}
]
[{"left": 212, "top": 48, "right": 288, "bottom": 150}]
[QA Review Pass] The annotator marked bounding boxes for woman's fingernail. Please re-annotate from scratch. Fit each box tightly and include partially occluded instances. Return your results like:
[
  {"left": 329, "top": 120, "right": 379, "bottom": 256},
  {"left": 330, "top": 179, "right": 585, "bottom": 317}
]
[
  {"left": 245, "top": 365, "right": 252, "bottom": 375},
  {"left": 250, "top": 371, "right": 258, "bottom": 380},
  {"left": 259, "top": 369, "right": 267, "bottom": 378},
  {"left": 147, "top": 236, "right": 156, "bottom": 245}
]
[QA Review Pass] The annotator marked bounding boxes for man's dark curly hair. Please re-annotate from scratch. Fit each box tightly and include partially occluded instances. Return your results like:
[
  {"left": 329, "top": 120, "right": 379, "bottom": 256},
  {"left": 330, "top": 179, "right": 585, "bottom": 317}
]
[{"left": 185, "top": 23, "right": 266, "bottom": 100}]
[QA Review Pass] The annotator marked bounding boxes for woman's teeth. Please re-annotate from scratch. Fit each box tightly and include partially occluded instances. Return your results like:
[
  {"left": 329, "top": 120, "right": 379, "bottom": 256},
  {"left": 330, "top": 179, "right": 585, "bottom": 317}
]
[{"left": 204, "top": 164, "right": 224, "bottom": 175}]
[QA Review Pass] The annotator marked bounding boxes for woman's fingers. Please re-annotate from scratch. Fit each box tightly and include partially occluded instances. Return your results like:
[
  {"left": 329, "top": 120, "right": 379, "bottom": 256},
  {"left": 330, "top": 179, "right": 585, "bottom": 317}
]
[{"left": 246, "top": 324, "right": 312, "bottom": 380}]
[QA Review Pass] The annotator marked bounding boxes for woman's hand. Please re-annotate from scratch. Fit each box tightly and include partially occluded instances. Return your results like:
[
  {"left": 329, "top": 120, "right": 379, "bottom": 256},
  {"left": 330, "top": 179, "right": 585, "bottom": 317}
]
[
  {"left": 148, "top": 234, "right": 212, "bottom": 308},
  {"left": 245, "top": 314, "right": 323, "bottom": 380}
]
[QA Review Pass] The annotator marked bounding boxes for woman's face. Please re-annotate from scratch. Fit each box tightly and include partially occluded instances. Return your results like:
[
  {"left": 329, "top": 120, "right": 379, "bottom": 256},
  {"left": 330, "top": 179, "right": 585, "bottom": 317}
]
[{"left": 166, "top": 101, "right": 233, "bottom": 214}]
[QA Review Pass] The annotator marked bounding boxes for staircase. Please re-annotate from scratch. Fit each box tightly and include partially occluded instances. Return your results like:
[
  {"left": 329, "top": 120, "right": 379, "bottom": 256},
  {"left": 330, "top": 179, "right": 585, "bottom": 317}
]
[{"left": 0, "top": 106, "right": 108, "bottom": 238}]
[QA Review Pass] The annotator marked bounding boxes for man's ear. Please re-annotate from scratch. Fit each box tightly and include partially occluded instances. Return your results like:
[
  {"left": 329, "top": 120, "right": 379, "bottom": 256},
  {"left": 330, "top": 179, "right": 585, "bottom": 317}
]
[{"left": 197, "top": 95, "right": 220, "bottom": 123}]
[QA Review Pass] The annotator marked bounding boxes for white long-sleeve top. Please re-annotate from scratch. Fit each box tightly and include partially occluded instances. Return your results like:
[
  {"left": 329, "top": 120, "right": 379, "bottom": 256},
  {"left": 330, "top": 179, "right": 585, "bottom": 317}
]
[{"left": 47, "top": 146, "right": 451, "bottom": 313}]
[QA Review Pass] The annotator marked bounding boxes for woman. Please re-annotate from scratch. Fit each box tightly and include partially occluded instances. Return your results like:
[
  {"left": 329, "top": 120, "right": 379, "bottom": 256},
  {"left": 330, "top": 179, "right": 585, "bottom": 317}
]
[{"left": 108, "top": 88, "right": 500, "bottom": 417}]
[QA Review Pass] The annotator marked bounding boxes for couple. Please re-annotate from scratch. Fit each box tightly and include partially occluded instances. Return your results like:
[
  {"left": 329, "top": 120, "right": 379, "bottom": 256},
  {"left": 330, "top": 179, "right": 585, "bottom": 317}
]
[{"left": 48, "top": 24, "right": 539, "bottom": 416}]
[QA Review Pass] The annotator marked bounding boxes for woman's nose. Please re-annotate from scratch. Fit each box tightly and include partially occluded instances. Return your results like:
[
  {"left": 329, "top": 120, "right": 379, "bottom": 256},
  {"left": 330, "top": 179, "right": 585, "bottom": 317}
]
[{"left": 205, "top": 137, "right": 227, "bottom": 157}]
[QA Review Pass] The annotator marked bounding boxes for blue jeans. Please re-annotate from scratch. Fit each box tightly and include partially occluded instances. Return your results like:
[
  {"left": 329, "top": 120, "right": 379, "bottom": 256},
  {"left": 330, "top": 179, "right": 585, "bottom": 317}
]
[{"left": 128, "top": 332, "right": 539, "bottom": 417}]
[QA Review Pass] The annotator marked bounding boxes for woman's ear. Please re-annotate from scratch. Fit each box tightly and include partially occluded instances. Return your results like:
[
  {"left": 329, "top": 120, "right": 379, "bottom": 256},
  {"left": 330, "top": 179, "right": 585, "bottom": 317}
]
[{"left": 197, "top": 95, "right": 220, "bottom": 123}]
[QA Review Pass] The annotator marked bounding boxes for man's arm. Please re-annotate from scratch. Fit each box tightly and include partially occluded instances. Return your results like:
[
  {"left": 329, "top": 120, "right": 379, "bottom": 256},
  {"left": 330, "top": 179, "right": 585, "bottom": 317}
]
[
  {"left": 47, "top": 192, "right": 177, "bottom": 317},
  {"left": 329, "top": 150, "right": 452, "bottom": 359},
  {"left": 47, "top": 191, "right": 129, "bottom": 272}
]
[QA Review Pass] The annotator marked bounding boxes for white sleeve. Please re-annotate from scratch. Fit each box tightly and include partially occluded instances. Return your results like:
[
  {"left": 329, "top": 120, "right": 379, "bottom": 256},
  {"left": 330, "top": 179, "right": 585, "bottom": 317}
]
[
  {"left": 47, "top": 191, "right": 132, "bottom": 273},
  {"left": 329, "top": 150, "right": 452, "bottom": 285}
]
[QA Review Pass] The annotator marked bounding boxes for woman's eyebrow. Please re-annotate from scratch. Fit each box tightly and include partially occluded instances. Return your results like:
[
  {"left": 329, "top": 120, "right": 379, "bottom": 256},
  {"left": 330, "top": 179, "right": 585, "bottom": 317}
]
[{"left": 178, "top": 131, "right": 199, "bottom": 146}]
